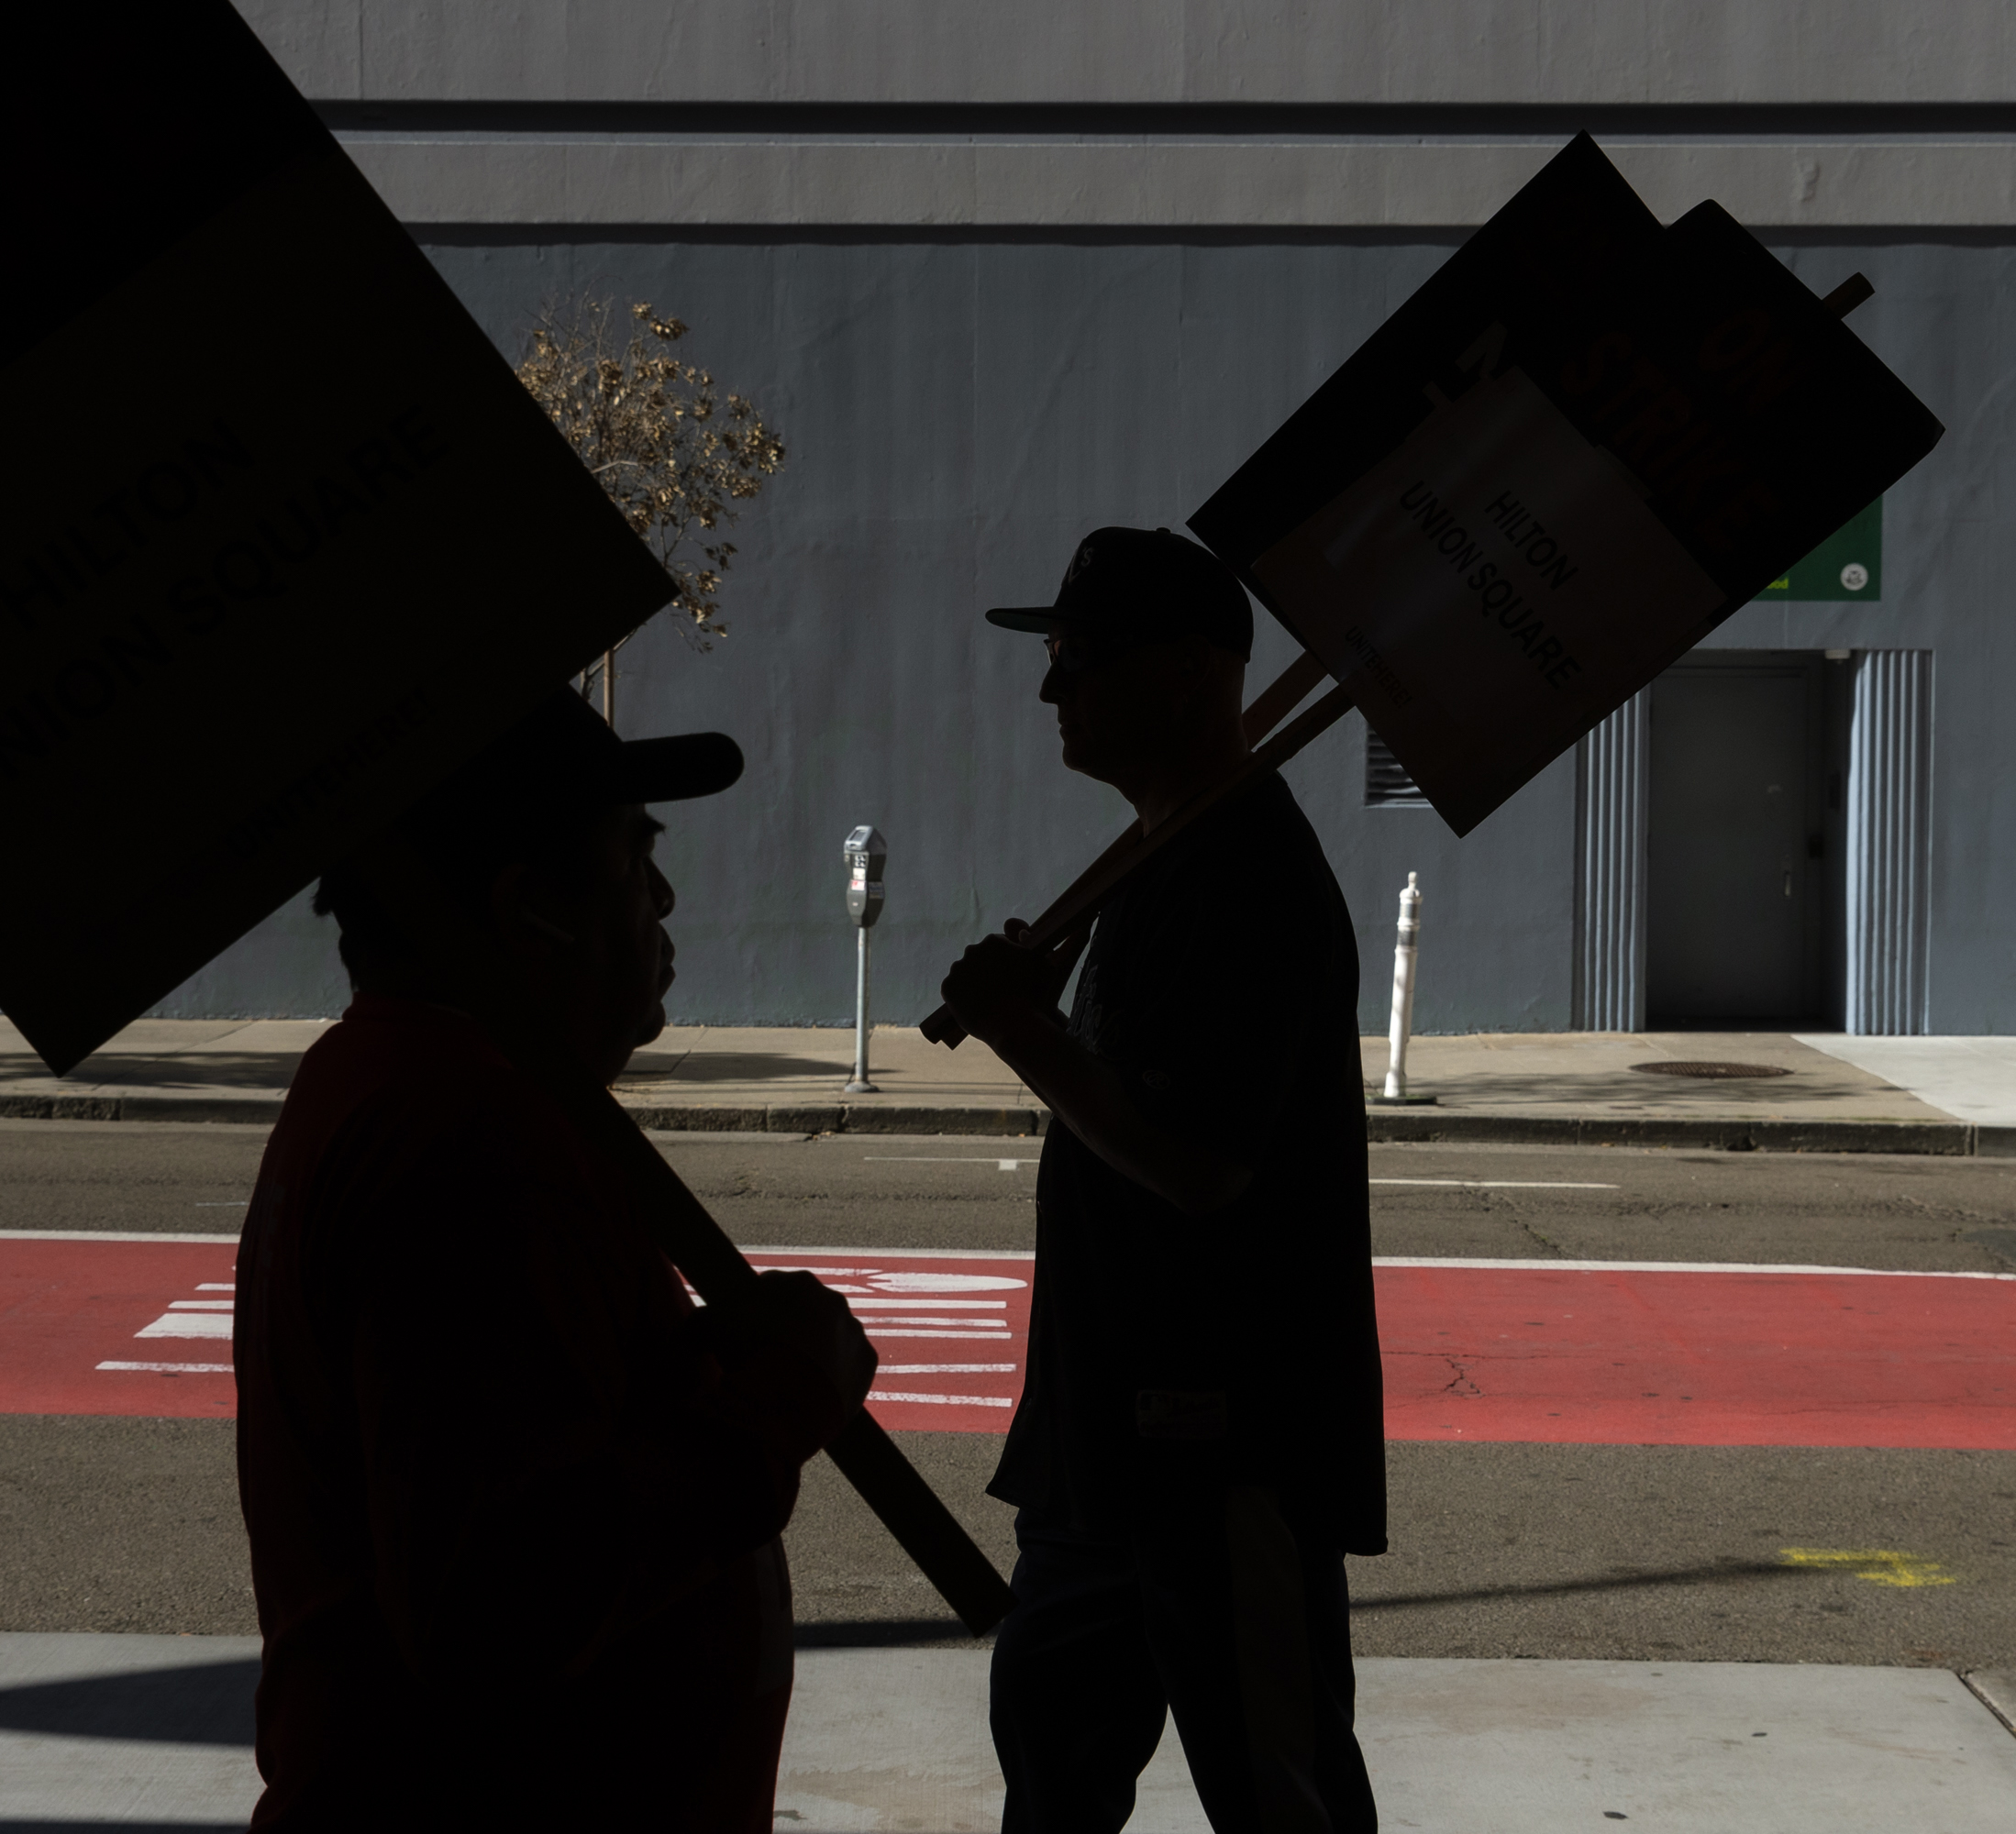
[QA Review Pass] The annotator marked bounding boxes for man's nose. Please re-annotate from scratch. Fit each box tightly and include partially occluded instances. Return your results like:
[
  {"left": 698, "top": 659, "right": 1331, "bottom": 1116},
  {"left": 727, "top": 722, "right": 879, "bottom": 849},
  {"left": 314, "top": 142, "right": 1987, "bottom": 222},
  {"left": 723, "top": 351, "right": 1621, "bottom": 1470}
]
[
  {"left": 1039, "top": 663, "right": 1070, "bottom": 706},
  {"left": 649, "top": 861, "right": 674, "bottom": 918}
]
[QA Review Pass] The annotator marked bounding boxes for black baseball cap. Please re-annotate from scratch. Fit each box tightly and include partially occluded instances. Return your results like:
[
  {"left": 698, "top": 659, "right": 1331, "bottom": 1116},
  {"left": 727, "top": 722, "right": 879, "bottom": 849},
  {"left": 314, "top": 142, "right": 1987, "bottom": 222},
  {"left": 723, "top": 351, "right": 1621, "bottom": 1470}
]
[
  {"left": 455, "top": 688, "right": 745, "bottom": 813},
  {"left": 398, "top": 690, "right": 742, "bottom": 878},
  {"left": 986, "top": 525, "right": 1254, "bottom": 661}
]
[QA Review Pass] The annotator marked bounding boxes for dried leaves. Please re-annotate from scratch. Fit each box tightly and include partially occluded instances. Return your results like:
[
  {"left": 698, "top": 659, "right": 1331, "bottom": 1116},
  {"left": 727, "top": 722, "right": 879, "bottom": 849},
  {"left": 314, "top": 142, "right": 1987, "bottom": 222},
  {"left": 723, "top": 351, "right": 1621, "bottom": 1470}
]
[{"left": 516, "top": 297, "right": 785, "bottom": 648}]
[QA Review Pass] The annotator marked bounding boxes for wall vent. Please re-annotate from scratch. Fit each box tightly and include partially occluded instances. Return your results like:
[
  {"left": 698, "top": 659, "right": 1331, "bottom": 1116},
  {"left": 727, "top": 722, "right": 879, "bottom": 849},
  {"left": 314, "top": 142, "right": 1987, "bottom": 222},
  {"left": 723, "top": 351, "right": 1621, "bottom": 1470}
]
[{"left": 1365, "top": 731, "right": 1429, "bottom": 807}]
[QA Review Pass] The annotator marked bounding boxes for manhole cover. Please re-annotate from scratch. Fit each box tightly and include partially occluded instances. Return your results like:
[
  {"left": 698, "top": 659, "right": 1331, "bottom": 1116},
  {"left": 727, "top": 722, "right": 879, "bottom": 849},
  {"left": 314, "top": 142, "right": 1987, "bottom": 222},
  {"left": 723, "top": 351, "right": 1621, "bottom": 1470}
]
[{"left": 1629, "top": 1061, "right": 1792, "bottom": 1079}]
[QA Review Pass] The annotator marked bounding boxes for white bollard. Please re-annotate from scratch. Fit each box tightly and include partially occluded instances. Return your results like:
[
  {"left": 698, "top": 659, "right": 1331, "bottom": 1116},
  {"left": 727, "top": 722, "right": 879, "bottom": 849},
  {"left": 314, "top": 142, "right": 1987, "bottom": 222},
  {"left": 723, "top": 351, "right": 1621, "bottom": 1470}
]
[{"left": 1373, "top": 872, "right": 1434, "bottom": 1106}]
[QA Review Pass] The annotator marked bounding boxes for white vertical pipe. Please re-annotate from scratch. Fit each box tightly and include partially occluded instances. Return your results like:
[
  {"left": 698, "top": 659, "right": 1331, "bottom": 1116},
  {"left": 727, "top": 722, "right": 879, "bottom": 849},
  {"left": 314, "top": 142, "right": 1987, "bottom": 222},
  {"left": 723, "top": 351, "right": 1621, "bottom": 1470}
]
[
  {"left": 1846, "top": 651, "right": 1933, "bottom": 1035},
  {"left": 1383, "top": 873, "right": 1422, "bottom": 1100},
  {"left": 1575, "top": 690, "right": 1649, "bottom": 1031}
]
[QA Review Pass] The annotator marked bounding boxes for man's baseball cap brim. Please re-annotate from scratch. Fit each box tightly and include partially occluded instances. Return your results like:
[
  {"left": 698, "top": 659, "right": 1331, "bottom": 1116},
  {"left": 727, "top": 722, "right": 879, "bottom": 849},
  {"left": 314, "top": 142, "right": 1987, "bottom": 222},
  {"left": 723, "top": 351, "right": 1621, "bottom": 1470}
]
[
  {"left": 982, "top": 525, "right": 1253, "bottom": 659},
  {"left": 457, "top": 688, "right": 745, "bottom": 813},
  {"left": 985, "top": 605, "right": 1080, "bottom": 634},
  {"left": 611, "top": 730, "right": 746, "bottom": 802}
]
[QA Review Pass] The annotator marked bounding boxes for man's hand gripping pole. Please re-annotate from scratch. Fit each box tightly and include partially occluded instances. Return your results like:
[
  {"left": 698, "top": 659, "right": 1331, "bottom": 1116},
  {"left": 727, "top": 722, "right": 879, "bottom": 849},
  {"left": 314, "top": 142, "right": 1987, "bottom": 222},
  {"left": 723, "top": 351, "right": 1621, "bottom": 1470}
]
[{"left": 922, "top": 648, "right": 1348, "bottom": 1050}]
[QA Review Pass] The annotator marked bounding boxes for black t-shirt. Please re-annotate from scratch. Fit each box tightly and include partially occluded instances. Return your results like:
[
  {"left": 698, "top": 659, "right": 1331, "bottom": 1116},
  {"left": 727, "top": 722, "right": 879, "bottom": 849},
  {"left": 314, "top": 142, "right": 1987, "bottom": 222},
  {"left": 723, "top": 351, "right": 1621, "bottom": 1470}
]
[{"left": 987, "top": 771, "right": 1386, "bottom": 1554}]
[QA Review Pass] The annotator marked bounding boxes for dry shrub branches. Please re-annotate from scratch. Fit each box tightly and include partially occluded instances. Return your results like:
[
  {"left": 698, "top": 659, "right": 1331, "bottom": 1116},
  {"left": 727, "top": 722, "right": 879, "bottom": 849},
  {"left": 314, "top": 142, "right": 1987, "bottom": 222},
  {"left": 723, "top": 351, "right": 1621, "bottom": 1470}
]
[{"left": 516, "top": 298, "right": 785, "bottom": 649}]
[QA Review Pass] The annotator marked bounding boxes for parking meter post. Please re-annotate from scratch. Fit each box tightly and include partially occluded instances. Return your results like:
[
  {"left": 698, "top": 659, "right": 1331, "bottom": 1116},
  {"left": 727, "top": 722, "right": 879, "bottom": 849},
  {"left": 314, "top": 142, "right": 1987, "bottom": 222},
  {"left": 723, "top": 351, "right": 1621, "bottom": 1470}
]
[
  {"left": 848, "top": 928, "right": 876, "bottom": 1093},
  {"left": 1370, "top": 872, "right": 1435, "bottom": 1107},
  {"left": 842, "top": 826, "right": 886, "bottom": 1095}
]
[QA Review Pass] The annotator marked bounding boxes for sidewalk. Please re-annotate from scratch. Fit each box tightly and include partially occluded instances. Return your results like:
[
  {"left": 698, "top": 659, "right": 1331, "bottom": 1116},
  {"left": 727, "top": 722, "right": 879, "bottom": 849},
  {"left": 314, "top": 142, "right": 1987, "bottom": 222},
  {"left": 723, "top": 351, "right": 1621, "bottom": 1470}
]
[
  {"left": 2, "top": 1017, "right": 2011, "bottom": 1155},
  {"left": 3, "top": 1634, "right": 2011, "bottom": 1829}
]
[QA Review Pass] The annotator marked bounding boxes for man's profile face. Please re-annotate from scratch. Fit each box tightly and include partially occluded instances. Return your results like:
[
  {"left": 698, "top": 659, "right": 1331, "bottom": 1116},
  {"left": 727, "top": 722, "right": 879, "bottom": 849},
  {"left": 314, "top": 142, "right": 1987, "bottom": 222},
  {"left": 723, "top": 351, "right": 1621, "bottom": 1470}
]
[
  {"left": 1039, "top": 624, "right": 1194, "bottom": 788},
  {"left": 526, "top": 802, "right": 675, "bottom": 1084}
]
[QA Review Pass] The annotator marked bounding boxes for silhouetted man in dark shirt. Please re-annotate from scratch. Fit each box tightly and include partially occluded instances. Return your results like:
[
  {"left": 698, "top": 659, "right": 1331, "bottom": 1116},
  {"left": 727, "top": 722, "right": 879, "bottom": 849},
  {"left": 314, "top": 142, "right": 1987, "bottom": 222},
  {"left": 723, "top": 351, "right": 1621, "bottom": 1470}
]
[{"left": 942, "top": 527, "right": 1384, "bottom": 1833}]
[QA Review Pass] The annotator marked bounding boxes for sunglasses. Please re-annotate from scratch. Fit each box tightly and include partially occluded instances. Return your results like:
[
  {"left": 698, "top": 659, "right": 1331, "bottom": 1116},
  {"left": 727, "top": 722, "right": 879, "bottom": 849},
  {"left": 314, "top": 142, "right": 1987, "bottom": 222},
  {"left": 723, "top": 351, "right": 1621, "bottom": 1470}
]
[{"left": 1043, "top": 633, "right": 1132, "bottom": 676}]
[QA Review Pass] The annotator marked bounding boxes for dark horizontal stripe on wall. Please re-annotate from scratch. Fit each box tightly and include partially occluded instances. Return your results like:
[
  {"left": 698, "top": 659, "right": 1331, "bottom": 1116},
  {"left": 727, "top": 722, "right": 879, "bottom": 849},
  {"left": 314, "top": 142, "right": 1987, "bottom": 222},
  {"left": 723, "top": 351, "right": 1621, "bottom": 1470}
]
[
  {"left": 410, "top": 223, "right": 1476, "bottom": 249},
  {"left": 408, "top": 223, "right": 2016, "bottom": 250},
  {"left": 1745, "top": 225, "right": 2016, "bottom": 248},
  {"left": 318, "top": 100, "right": 2016, "bottom": 139}
]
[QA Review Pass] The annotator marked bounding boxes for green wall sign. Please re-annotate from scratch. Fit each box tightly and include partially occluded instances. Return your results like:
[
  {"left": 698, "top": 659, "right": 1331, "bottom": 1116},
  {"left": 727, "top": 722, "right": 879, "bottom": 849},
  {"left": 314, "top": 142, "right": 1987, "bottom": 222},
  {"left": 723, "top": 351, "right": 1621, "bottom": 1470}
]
[{"left": 1754, "top": 496, "right": 1882, "bottom": 602}]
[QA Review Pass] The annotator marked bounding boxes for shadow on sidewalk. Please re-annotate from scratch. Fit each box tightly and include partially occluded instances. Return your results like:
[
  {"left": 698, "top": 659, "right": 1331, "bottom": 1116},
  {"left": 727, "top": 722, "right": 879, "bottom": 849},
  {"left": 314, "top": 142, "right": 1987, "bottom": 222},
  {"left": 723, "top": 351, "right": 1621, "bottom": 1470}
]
[
  {"left": 621, "top": 1052, "right": 851, "bottom": 1086},
  {"left": 0, "top": 1825, "right": 245, "bottom": 1832},
  {"left": 0, "top": 1657, "right": 255, "bottom": 1745},
  {"left": 1353, "top": 1558, "right": 1804, "bottom": 1612}
]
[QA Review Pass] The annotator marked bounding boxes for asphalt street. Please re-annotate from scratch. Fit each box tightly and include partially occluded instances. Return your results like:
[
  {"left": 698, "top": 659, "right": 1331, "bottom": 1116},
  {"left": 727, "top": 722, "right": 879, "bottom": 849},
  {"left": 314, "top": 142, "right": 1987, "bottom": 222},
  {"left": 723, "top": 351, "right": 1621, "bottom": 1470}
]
[{"left": 1, "top": 1118, "right": 2011, "bottom": 1672}]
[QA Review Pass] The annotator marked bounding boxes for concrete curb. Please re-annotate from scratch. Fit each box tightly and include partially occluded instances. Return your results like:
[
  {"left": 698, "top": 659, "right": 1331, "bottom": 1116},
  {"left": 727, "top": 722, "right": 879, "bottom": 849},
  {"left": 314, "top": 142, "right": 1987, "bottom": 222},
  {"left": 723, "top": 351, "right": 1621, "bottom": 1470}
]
[
  {"left": 1964, "top": 1669, "right": 2016, "bottom": 1737},
  {"left": 3, "top": 1088, "right": 2004, "bottom": 1154},
  {"left": 621, "top": 1102, "right": 1050, "bottom": 1137},
  {"left": 0, "top": 1093, "right": 288, "bottom": 1125},
  {"left": 1363, "top": 1110, "right": 1982, "bottom": 1155}
]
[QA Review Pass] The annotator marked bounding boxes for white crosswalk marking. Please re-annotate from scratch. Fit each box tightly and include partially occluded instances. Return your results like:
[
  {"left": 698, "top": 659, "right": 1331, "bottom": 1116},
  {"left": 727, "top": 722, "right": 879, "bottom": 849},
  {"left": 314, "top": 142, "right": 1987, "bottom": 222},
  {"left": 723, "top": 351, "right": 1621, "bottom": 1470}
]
[
  {"left": 869, "top": 1390, "right": 1014, "bottom": 1408},
  {"left": 842, "top": 1298, "right": 1006, "bottom": 1311},
  {"left": 97, "top": 1360, "right": 233, "bottom": 1375},
  {"left": 135, "top": 1313, "right": 234, "bottom": 1339},
  {"left": 875, "top": 1364, "right": 1016, "bottom": 1375}
]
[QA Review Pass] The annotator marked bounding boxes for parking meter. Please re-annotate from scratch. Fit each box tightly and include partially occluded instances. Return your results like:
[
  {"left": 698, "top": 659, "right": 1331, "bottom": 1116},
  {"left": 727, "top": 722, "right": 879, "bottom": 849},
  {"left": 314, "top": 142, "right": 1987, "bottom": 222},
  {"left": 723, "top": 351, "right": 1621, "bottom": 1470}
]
[
  {"left": 842, "top": 826, "right": 886, "bottom": 1091},
  {"left": 845, "top": 826, "right": 887, "bottom": 929}
]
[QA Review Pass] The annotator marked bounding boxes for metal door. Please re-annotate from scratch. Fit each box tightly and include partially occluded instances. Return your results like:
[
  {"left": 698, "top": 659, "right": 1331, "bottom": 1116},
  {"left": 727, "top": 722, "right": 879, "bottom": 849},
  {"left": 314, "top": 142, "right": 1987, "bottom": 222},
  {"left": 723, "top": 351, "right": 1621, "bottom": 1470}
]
[{"left": 1647, "top": 660, "right": 1820, "bottom": 1022}]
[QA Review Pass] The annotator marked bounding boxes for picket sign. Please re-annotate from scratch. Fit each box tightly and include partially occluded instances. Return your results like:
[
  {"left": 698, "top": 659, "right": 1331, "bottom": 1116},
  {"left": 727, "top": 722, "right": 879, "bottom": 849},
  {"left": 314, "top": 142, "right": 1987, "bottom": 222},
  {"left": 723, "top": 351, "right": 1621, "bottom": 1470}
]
[
  {"left": 2, "top": 6, "right": 1009, "bottom": 1634},
  {"left": 923, "top": 135, "right": 1941, "bottom": 1049}
]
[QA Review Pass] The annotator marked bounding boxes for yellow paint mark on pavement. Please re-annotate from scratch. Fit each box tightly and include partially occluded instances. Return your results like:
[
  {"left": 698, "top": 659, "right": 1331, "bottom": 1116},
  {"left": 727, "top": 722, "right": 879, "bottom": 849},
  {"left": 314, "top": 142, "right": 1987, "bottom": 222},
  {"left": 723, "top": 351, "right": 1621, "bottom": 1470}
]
[{"left": 1779, "top": 1548, "right": 1956, "bottom": 1587}]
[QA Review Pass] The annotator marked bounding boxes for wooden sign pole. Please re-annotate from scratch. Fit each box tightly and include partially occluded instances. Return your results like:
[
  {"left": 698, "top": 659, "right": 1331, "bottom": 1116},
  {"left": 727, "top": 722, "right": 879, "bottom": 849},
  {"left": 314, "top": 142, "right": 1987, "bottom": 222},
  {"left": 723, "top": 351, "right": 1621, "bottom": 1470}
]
[
  {"left": 921, "top": 276, "right": 1877, "bottom": 1054},
  {"left": 920, "top": 649, "right": 1349, "bottom": 1049}
]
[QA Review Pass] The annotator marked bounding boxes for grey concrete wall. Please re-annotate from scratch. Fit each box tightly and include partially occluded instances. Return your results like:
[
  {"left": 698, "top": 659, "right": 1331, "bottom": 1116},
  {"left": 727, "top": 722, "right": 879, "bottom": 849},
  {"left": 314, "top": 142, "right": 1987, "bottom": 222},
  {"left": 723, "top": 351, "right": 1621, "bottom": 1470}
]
[
  {"left": 241, "top": 1, "right": 2016, "bottom": 104},
  {"left": 155, "top": 5, "right": 2012, "bottom": 1033},
  {"left": 336, "top": 137, "right": 2016, "bottom": 233},
  {"left": 154, "top": 228, "right": 2016, "bottom": 1034},
  {"left": 1703, "top": 244, "right": 2016, "bottom": 1034}
]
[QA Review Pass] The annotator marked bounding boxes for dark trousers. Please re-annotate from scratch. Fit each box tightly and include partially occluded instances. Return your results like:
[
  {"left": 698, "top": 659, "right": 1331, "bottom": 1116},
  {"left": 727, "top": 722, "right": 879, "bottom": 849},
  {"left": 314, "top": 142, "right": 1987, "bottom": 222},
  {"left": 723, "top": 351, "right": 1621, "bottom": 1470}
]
[{"left": 991, "top": 1491, "right": 1378, "bottom": 1834}]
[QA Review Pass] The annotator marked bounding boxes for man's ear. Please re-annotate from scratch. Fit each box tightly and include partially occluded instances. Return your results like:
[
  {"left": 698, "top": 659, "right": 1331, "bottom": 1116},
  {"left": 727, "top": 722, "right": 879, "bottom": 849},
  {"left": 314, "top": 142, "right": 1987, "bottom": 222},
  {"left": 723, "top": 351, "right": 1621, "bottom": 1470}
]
[
  {"left": 486, "top": 861, "right": 574, "bottom": 960},
  {"left": 1164, "top": 634, "right": 1223, "bottom": 708}
]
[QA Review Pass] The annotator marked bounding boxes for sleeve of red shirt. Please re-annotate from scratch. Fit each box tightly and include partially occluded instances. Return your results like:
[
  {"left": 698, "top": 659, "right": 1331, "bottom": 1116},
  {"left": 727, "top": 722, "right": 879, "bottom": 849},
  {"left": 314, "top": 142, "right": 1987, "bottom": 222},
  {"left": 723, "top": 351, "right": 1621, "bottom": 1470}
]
[{"left": 312, "top": 1095, "right": 819, "bottom": 1689}]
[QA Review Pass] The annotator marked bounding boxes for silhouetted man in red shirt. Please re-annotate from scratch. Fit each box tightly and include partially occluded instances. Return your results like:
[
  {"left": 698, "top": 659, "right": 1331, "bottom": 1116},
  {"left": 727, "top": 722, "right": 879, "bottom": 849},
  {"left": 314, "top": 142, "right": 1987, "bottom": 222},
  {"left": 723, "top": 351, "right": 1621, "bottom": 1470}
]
[{"left": 236, "top": 691, "right": 876, "bottom": 1829}]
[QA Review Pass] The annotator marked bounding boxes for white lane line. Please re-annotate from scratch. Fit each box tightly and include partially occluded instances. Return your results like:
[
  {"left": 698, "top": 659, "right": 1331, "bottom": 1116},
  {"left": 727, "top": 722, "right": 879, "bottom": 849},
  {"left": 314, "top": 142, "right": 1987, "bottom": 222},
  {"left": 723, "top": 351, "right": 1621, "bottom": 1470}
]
[
  {"left": 864, "top": 1329, "right": 1013, "bottom": 1340},
  {"left": 871, "top": 1390, "right": 1014, "bottom": 1408},
  {"left": 136, "top": 1314, "right": 234, "bottom": 1338},
  {"left": 1370, "top": 1179, "right": 1620, "bottom": 1188},
  {"left": 0, "top": 1230, "right": 242, "bottom": 1243},
  {"left": 1373, "top": 1256, "right": 2016, "bottom": 1279},
  {"left": 745, "top": 1246, "right": 1036, "bottom": 1262},
  {"left": 195, "top": 1283, "right": 236, "bottom": 1291},
  {"left": 761, "top": 1248, "right": 2001, "bottom": 1282},
  {"left": 167, "top": 1300, "right": 234, "bottom": 1311},
  {"left": 862, "top": 1156, "right": 1035, "bottom": 1169},
  {"left": 843, "top": 1298, "right": 1006, "bottom": 1310},
  {"left": 876, "top": 1364, "right": 1017, "bottom": 1375},
  {"left": 97, "top": 1361, "right": 233, "bottom": 1375}
]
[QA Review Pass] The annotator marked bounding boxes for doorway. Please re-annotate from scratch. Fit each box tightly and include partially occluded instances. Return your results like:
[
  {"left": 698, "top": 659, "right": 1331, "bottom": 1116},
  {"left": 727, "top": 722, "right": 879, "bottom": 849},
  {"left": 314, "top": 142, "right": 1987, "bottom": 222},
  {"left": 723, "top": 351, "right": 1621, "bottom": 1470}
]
[{"left": 1646, "top": 651, "right": 1844, "bottom": 1026}]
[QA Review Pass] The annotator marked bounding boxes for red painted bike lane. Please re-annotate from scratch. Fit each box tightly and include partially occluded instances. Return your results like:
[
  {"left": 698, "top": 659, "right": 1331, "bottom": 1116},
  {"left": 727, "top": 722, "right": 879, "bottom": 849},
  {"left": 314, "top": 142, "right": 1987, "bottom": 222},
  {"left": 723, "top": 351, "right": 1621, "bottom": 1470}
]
[
  {"left": 1376, "top": 1257, "right": 2016, "bottom": 1449},
  {"left": 0, "top": 1236, "right": 1033, "bottom": 1433},
  {"left": 4, "top": 1235, "right": 2010, "bottom": 1448}
]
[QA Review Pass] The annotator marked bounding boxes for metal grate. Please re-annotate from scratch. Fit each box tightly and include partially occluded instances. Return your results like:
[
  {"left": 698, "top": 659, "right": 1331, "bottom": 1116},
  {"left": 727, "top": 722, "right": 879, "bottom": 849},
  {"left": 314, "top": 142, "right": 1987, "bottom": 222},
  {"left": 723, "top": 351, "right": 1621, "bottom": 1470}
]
[
  {"left": 1365, "top": 731, "right": 1429, "bottom": 807},
  {"left": 1629, "top": 1061, "right": 1793, "bottom": 1079}
]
